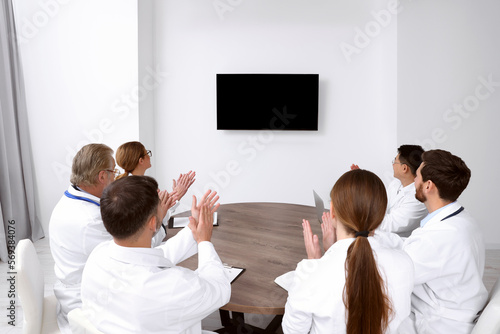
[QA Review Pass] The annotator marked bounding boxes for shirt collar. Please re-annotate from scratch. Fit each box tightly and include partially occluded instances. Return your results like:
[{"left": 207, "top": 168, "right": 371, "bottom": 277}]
[
  {"left": 108, "top": 240, "right": 174, "bottom": 269},
  {"left": 67, "top": 185, "right": 101, "bottom": 203},
  {"left": 402, "top": 182, "right": 416, "bottom": 194},
  {"left": 420, "top": 201, "right": 456, "bottom": 227}
]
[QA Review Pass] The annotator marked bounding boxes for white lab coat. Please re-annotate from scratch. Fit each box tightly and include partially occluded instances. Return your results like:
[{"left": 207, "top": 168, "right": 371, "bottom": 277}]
[
  {"left": 282, "top": 237, "right": 414, "bottom": 334},
  {"left": 80, "top": 227, "right": 231, "bottom": 334},
  {"left": 396, "top": 202, "right": 488, "bottom": 334},
  {"left": 49, "top": 185, "right": 169, "bottom": 333},
  {"left": 378, "top": 179, "right": 428, "bottom": 237}
]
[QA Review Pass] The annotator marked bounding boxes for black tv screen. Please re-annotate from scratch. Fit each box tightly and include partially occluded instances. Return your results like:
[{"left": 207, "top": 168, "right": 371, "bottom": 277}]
[{"left": 216, "top": 74, "right": 319, "bottom": 130}]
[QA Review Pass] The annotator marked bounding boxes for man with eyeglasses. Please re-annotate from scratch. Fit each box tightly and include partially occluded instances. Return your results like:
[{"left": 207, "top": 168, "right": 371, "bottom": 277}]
[
  {"left": 352, "top": 144, "right": 428, "bottom": 237},
  {"left": 394, "top": 150, "right": 487, "bottom": 334},
  {"left": 48, "top": 143, "right": 173, "bottom": 333}
]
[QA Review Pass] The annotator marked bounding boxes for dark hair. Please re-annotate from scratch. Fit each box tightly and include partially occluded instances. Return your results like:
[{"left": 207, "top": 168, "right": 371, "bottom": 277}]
[
  {"left": 100, "top": 175, "right": 159, "bottom": 239},
  {"left": 420, "top": 149, "right": 471, "bottom": 202},
  {"left": 397, "top": 144, "right": 425, "bottom": 176},
  {"left": 330, "top": 169, "right": 392, "bottom": 334}
]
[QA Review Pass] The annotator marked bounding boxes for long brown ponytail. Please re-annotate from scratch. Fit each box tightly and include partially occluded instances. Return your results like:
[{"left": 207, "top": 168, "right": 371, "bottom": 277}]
[
  {"left": 330, "top": 169, "right": 392, "bottom": 334},
  {"left": 115, "top": 141, "right": 146, "bottom": 180}
]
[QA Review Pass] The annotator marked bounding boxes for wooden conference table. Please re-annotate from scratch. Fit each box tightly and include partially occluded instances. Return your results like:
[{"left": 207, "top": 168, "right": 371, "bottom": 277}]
[{"left": 167, "top": 202, "right": 323, "bottom": 334}]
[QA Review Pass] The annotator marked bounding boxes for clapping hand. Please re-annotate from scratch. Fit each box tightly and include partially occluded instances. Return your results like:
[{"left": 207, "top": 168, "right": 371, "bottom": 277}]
[
  {"left": 189, "top": 190, "right": 220, "bottom": 225},
  {"left": 189, "top": 202, "right": 214, "bottom": 243},
  {"left": 171, "top": 171, "right": 196, "bottom": 202},
  {"left": 158, "top": 189, "right": 176, "bottom": 221},
  {"left": 188, "top": 190, "right": 220, "bottom": 243},
  {"left": 302, "top": 219, "right": 322, "bottom": 259},
  {"left": 321, "top": 211, "right": 337, "bottom": 252}
]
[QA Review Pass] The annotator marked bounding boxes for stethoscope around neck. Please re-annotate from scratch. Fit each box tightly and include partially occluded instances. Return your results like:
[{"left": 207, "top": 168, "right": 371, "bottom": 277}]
[{"left": 64, "top": 190, "right": 100, "bottom": 207}]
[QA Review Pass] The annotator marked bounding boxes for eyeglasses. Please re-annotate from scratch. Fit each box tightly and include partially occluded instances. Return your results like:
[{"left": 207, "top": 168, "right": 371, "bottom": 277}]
[
  {"left": 103, "top": 168, "right": 121, "bottom": 177},
  {"left": 392, "top": 159, "right": 406, "bottom": 166},
  {"left": 144, "top": 150, "right": 152, "bottom": 157}
]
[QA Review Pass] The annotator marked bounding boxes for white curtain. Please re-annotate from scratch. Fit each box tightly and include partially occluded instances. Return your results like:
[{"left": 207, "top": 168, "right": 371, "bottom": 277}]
[{"left": 0, "top": 0, "right": 44, "bottom": 262}]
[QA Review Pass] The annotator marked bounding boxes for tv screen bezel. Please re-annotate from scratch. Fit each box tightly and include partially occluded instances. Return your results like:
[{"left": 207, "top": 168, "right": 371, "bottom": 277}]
[{"left": 216, "top": 73, "right": 319, "bottom": 131}]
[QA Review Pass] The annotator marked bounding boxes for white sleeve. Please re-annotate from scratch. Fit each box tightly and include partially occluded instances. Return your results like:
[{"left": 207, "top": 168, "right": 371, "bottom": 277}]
[
  {"left": 282, "top": 298, "right": 313, "bottom": 334},
  {"left": 378, "top": 186, "right": 427, "bottom": 235},
  {"left": 162, "top": 242, "right": 231, "bottom": 329},
  {"left": 160, "top": 200, "right": 180, "bottom": 227},
  {"left": 157, "top": 226, "right": 198, "bottom": 264},
  {"left": 403, "top": 229, "right": 446, "bottom": 285},
  {"left": 151, "top": 227, "right": 166, "bottom": 247},
  {"left": 196, "top": 241, "right": 231, "bottom": 305},
  {"left": 282, "top": 260, "right": 315, "bottom": 334},
  {"left": 373, "top": 230, "right": 406, "bottom": 249},
  {"left": 153, "top": 201, "right": 181, "bottom": 247}
]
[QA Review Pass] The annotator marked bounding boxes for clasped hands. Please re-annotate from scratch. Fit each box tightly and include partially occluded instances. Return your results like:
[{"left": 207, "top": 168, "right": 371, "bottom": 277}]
[{"left": 303, "top": 211, "right": 337, "bottom": 259}]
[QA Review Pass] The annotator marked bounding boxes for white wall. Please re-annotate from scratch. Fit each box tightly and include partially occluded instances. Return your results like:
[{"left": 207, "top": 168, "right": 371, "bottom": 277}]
[
  {"left": 138, "top": 0, "right": 158, "bottom": 176},
  {"left": 150, "top": 0, "right": 398, "bottom": 214},
  {"left": 13, "top": 0, "right": 140, "bottom": 235},
  {"left": 14, "top": 0, "right": 498, "bottom": 249},
  {"left": 397, "top": 0, "right": 500, "bottom": 248}
]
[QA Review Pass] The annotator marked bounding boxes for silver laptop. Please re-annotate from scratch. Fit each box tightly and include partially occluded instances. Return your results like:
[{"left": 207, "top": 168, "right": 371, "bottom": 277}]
[{"left": 313, "top": 190, "right": 325, "bottom": 224}]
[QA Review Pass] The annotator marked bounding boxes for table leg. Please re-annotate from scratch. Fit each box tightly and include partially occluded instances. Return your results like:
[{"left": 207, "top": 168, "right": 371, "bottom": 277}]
[
  {"left": 216, "top": 310, "right": 282, "bottom": 334},
  {"left": 219, "top": 310, "right": 232, "bottom": 328},
  {"left": 263, "top": 314, "right": 283, "bottom": 333}
]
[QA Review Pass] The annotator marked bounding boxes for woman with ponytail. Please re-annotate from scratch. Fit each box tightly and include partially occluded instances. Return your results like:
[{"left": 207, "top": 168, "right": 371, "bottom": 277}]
[
  {"left": 115, "top": 141, "right": 195, "bottom": 200},
  {"left": 115, "top": 141, "right": 196, "bottom": 243},
  {"left": 115, "top": 141, "right": 151, "bottom": 179},
  {"left": 282, "top": 169, "right": 414, "bottom": 334}
]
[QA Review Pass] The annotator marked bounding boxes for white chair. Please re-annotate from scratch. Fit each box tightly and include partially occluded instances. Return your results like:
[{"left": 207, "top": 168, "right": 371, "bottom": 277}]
[
  {"left": 68, "top": 308, "right": 105, "bottom": 334},
  {"left": 15, "top": 239, "right": 60, "bottom": 334},
  {"left": 472, "top": 277, "right": 500, "bottom": 334}
]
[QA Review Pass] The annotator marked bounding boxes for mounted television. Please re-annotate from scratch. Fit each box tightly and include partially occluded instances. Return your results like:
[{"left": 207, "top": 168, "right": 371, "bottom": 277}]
[{"left": 216, "top": 74, "right": 319, "bottom": 130}]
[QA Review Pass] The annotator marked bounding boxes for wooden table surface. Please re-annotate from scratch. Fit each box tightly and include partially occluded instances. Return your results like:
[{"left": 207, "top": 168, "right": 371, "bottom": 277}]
[{"left": 167, "top": 202, "right": 323, "bottom": 315}]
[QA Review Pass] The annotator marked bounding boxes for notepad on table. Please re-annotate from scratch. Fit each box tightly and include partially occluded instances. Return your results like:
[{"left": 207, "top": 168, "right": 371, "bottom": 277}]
[{"left": 223, "top": 264, "right": 245, "bottom": 283}]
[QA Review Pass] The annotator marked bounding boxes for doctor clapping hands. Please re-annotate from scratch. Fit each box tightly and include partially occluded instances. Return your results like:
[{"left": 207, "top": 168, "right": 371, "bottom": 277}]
[
  {"left": 302, "top": 211, "right": 337, "bottom": 259},
  {"left": 188, "top": 189, "right": 220, "bottom": 243},
  {"left": 157, "top": 189, "right": 176, "bottom": 222},
  {"left": 157, "top": 171, "right": 197, "bottom": 220},
  {"left": 80, "top": 177, "right": 231, "bottom": 333},
  {"left": 283, "top": 170, "right": 414, "bottom": 334},
  {"left": 171, "top": 171, "right": 196, "bottom": 201},
  {"left": 116, "top": 141, "right": 197, "bottom": 213}
]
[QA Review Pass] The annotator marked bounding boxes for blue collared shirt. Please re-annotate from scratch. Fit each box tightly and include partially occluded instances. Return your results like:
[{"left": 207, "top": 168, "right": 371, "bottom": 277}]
[{"left": 420, "top": 201, "right": 456, "bottom": 227}]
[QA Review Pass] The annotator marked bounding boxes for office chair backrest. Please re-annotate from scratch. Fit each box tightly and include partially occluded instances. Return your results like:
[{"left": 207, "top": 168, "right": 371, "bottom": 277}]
[
  {"left": 15, "top": 239, "right": 45, "bottom": 333},
  {"left": 472, "top": 277, "right": 500, "bottom": 334}
]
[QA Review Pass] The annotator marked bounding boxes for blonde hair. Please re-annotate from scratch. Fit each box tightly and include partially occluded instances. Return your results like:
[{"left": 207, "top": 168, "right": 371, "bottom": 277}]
[
  {"left": 115, "top": 141, "right": 146, "bottom": 180},
  {"left": 70, "top": 144, "right": 114, "bottom": 187}
]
